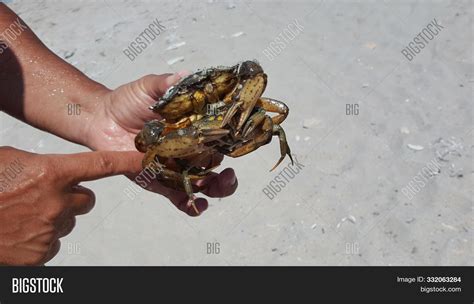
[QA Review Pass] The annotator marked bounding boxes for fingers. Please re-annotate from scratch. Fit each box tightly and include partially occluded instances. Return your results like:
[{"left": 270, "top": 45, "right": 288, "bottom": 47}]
[
  {"left": 196, "top": 168, "right": 238, "bottom": 198},
  {"left": 56, "top": 217, "right": 76, "bottom": 238},
  {"left": 128, "top": 167, "right": 237, "bottom": 217},
  {"left": 51, "top": 151, "right": 144, "bottom": 183},
  {"left": 135, "top": 177, "right": 208, "bottom": 216},
  {"left": 139, "top": 71, "right": 189, "bottom": 100},
  {"left": 177, "top": 70, "right": 191, "bottom": 77},
  {"left": 68, "top": 185, "right": 96, "bottom": 215},
  {"left": 159, "top": 167, "right": 237, "bottom": 216},
  {"left": 175, "top": 196, "right": 208, "bottom": 217},
  {"left": 43, "top": 240, "right": 61, "bottom": 265},
  {"left": 157, "top": 182, "right": 210, "bottom": 216},
  {"left": 55, "top": 185, "right": 94, "bottom": 237}
]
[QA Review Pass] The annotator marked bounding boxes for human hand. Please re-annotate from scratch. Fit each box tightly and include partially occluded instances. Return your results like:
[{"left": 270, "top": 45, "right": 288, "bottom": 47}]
[
  {"left": 0, "top": 4, "right": 236, "bottom": 217},
  {"left": 82, "top": 73, "right": 238, "bottom": 216},
  {"left": 0, "top": 146, "right": 143, "bottom": 265}
]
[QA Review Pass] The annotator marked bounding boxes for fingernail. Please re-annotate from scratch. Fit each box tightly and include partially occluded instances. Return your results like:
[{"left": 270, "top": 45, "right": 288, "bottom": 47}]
[
  {"left": 229, "top": 173, "right": 237, "bottom": 187},
  {"left": 170, "top": 73, "right": 181, "bottom": 81},
  {"left": 177, "top": 70, "right": 190, "bottom": 78},
  {"left": 165, "top": 74, "right": 181, "bottom": 87}
]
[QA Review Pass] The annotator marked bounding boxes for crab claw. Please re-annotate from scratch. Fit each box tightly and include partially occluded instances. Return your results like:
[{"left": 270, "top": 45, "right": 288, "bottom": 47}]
[
  {"left": 242, "top": 108, "right": 266, "bottom": 138},
  {"left": 220, "top": 101, "right": 242, "bottom": 128},
  {"left": 235, "top": 75, "right": 267, "bottom": 133}
]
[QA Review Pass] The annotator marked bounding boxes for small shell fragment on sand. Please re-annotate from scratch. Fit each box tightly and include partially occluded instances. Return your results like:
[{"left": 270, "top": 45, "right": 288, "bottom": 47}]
[
  {"left": 231, "top": 31, "right": 245, "bottom": 38},
  {"left": 336, "top": 215, "right": 356, "bottom": 229},
  {"left": 433, "top": 137, "right": 463, "bottom": 161},
  {"left": 166, "top": 56, "right": 184, "bottom": 65},
  {"left": 441, "top": 223, "right": 457, "bottom": 231},
  {"left": 166, "top": 41, "right": 186, "bottom": 51},
  {"left": 407, "top": 144, "right": 424, "bottom": 151}
]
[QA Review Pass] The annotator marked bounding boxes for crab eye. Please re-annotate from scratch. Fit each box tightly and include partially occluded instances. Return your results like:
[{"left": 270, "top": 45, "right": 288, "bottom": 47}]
[
  {"left": 143, "top": 120, "right": 165, "bottom": 144},
  {"left": 239, "top": 61, "right": 263, "bottom": 76}
]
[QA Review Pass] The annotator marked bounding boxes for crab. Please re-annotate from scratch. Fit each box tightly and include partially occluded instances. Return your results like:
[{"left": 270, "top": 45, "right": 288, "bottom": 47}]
[
  {"left": 135, "top": 116, "right": 230, "bottom": 213},
  {"left": 135, "top": 60, "right": 293, "bottom": 213}
]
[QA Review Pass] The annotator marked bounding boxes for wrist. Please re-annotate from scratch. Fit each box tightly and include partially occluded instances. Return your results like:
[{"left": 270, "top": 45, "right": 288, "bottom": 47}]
[{"left": 70, "top": 81, "right": 112, "bottom": 149}]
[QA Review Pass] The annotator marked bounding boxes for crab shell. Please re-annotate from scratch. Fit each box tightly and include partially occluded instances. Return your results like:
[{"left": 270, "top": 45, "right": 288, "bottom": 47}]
[{"left": 149, "top": 60, "right": 264, "bottom": 122}]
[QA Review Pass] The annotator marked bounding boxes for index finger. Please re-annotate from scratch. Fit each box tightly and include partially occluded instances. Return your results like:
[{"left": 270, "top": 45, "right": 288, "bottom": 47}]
[{"left": 50, "top": 151, "right": 144, "bottom": 183}]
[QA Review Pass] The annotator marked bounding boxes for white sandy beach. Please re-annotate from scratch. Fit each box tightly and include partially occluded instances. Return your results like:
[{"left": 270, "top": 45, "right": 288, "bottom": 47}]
[{"left": 0, "top": 0, "right": 472, "bottom": 265}]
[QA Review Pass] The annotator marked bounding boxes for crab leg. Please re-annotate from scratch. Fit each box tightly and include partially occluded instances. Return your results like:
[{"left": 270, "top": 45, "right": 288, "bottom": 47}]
[
  {"left": 256, "top": 97, "right": 289, "bottom": 125},
  {"left": 270, "top": 124, "right": 293, "bottom": 171},
  {"left": 226, "top": 116, "right": 273, "bottom": 158},
  {"left": 142, "top": 158, "right": 210, "bottom": 215},
  {"left": 226, "top": 116, "right": 293, "bottom": 172},
  {"left": 141, "top": 125, "right": 230, "bottom": 215},
  {"left": 200, "top": 128, "right": 231, "bottom": 142},
  {"left": 242, "top": 108, "right": 266, "bottom": 138},
  {"left": 181, "top": 163, "right": 222, "bottom": 215},
  {"left": 163, "top": 117, "right": 193, "bottom": 132},
  {"left": 182, "top": 170, "right": 200, "bottom": 214},
  {"left": 220, "top": 101, "right": 242, "bottom": 128}
]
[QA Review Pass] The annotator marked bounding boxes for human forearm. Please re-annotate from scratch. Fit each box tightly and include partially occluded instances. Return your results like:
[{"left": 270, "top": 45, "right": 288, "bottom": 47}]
[{"left": 0, "top": 4, "right": 110, "bottom": 146}]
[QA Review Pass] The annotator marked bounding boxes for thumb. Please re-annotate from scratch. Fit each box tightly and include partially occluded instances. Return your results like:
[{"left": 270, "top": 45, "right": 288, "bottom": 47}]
[
  {"left": 138, "top": 70, "right": 189, "bottom": 100},
  {"left": 49, "top": 151, "right": 144, "bottom": 184}
]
